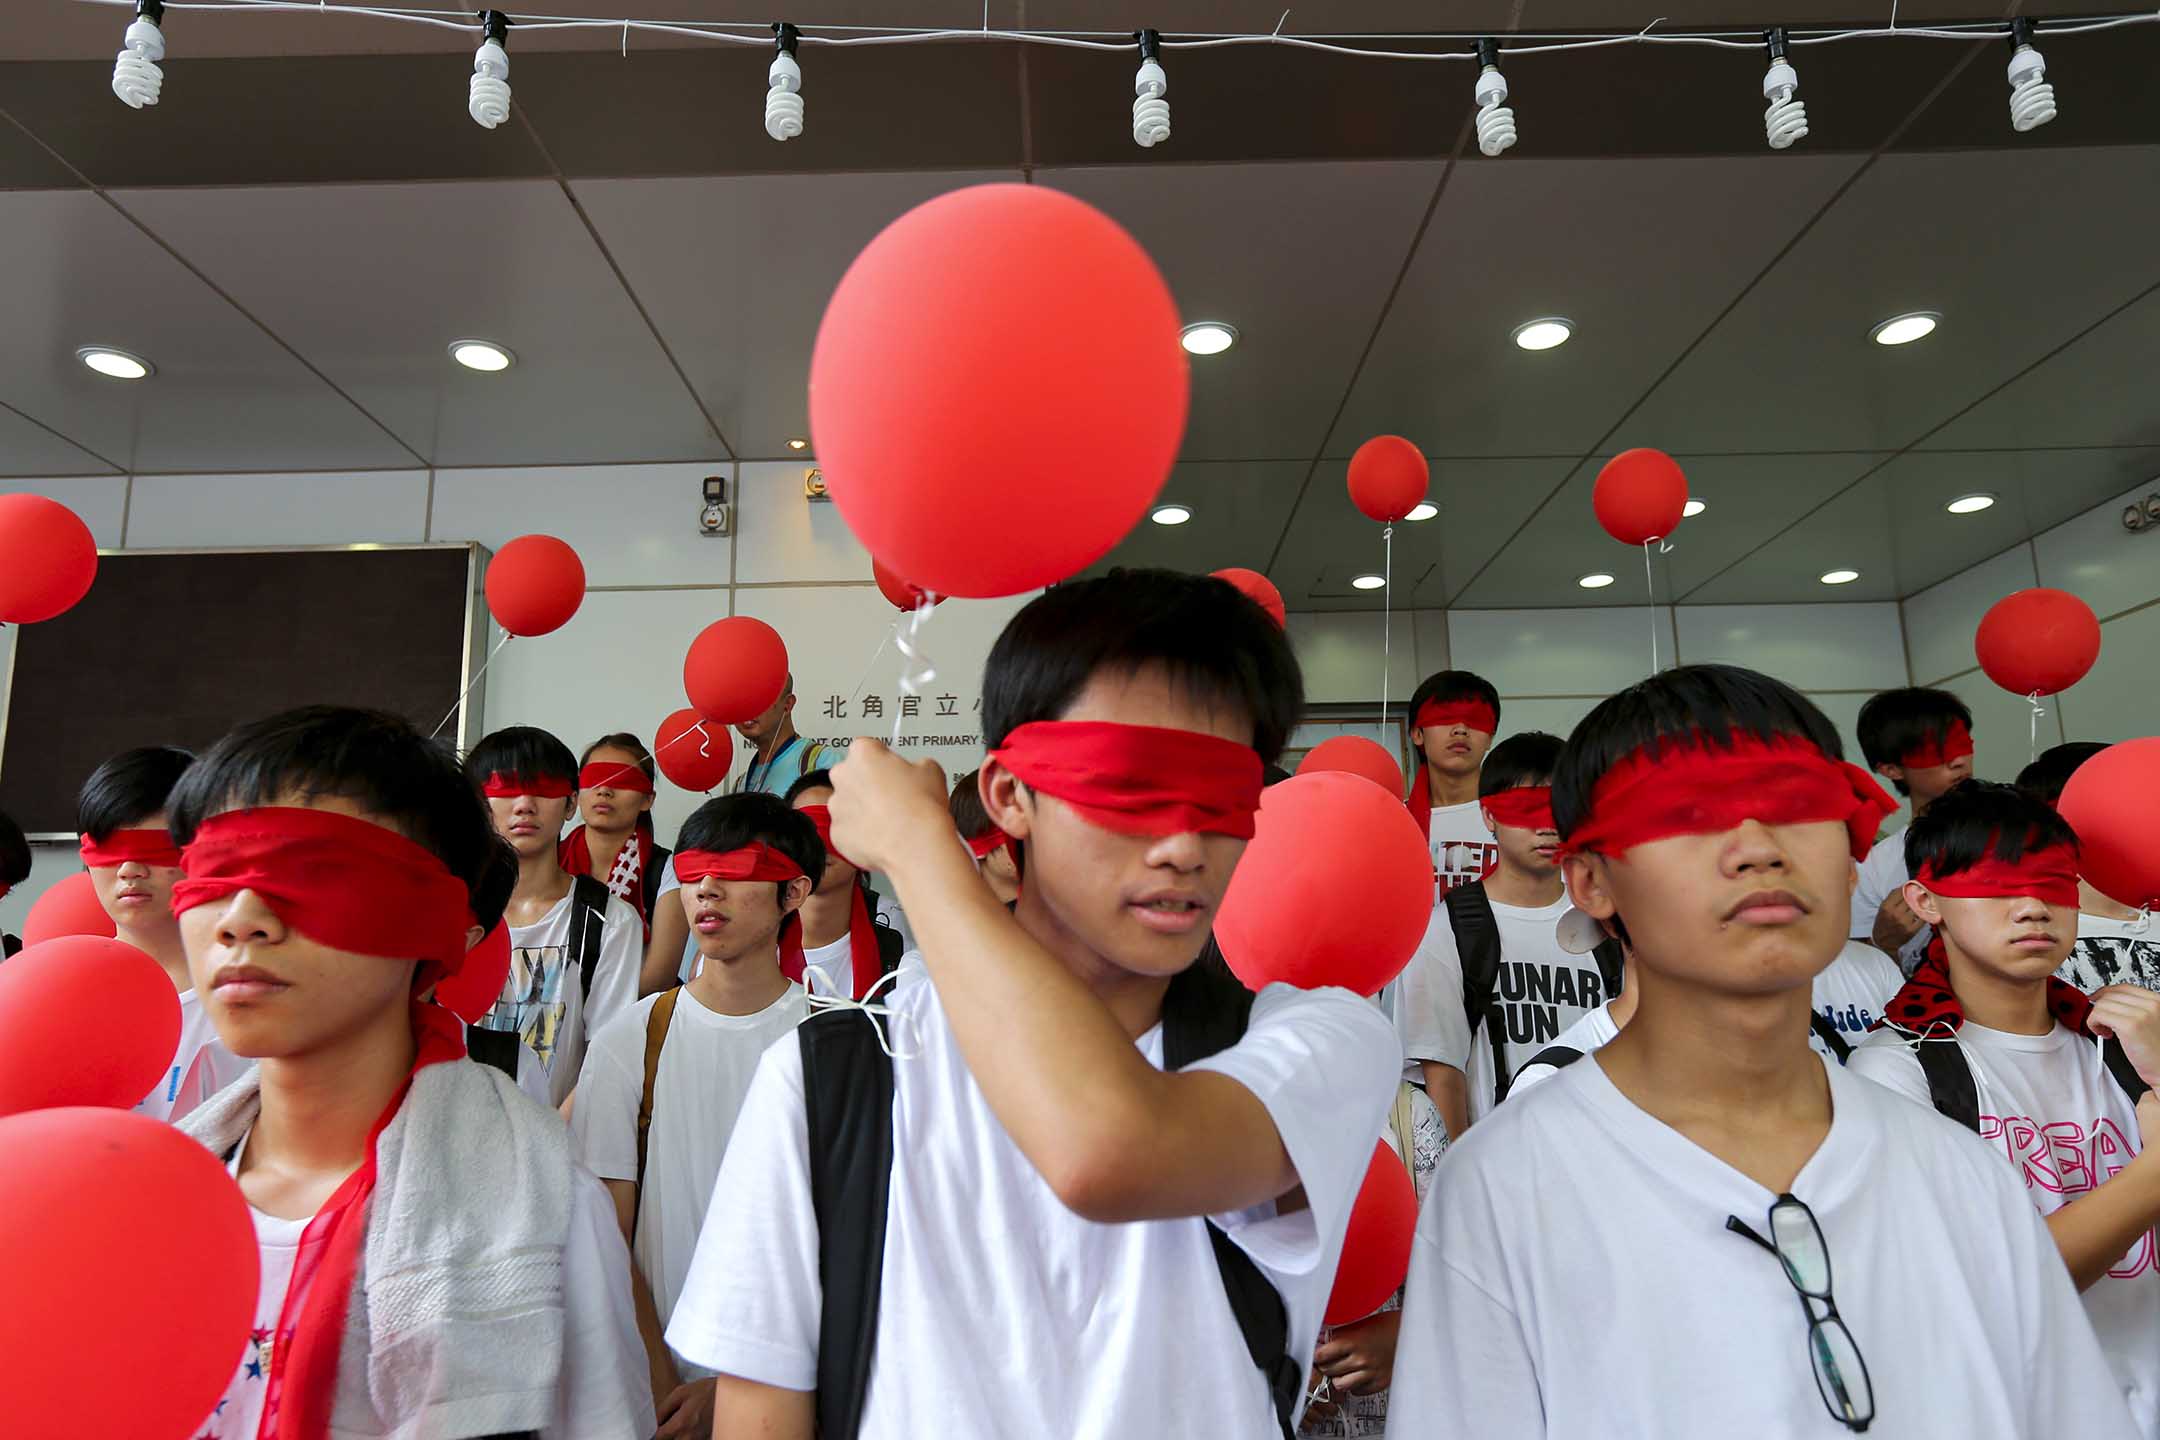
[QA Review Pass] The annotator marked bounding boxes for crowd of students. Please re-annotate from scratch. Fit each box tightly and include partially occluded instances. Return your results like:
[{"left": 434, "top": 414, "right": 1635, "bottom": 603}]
[{"left": 2, "top": 564, "right": 2156, "bottom": 1438}]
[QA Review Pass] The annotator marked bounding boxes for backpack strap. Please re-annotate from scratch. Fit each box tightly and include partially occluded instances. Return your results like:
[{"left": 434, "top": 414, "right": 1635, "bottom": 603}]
[
  {"left": 1442, "top": 883, "right": 1510, "bottom": 1109},
  {"left": 1520, "top": 1043, "right": 1586, "bottom": 1075},
  {"left": 873, "top": 919, "right": 905, "bottom": 979},
  {"left": 1590, "top": 937, "right": 1625, "bottom": 1008},
  {"left": 569, "top": 874, "right": 611, "bottom": 1005},
  {"left": 1911, "top": 1035, "right": 1981, "bottom": 1132},
  {"left": 632, "top": 987, "right": 683, "bottom": 1236},
  {"left": 1808, "top": 1011, "right": 1853, "bottom": 1063},
  {"left": 466, "top": 1025, "right": 522, "bottom": 1082},
  {"left": 801, "top": 1008, "right": 899, "bottom": 1440}
]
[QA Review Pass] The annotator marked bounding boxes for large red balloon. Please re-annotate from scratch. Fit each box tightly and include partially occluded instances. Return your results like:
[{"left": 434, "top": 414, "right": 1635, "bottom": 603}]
[
  {"left": 486, "top": 534, "right": 586, "bottom": 638},
  {"left": 1214, "top": 772, "right": 1432, "bottom": 996},
  {"left": 2060, "top": 738, "right": 2160, "bottom": 911},
  {"left": 0, "top": 936, "right": 179, "bottom": 1116},
  {"left": 0, "top": 1106, "right": 257, "bottom": 1438},
  {"left": 0, "top": 493, "right": 98, "bottom": 624},
  {"left": 809, "top": 184, "right": 1188, "bottom": 599},
  {"left": 655, "top": 706, "right": 735, "bottom": 793},
  {"left": 1974, "top": 587, "right": 2101, "bottom": 698},
  {"left": 1593, "top": 448, "right": 1689, "bottom": 545},
  {"left": 1347, "top": 436, "right": 1429, "bottom": 524},
  {"left": 1297, "top": 736, "right": 1404, "bottom": 798},
  {"left": 436, "top": 923, "right": 511, "bottom": 1025},
  {"left": 1212, "top": 567, "right": 1285, "bottom": 628},
  {"left": 684, "top": 617, "right": 789, "bottom": 725},
  {"left": 22, "top": 871, "right": 118, "bottom": 947},
  {"left": 873, "top": 558, "right": 941, "bottom": 613},
  {"left": 1324, "top": 1138, "right": 1419, "bottom": 1326}
]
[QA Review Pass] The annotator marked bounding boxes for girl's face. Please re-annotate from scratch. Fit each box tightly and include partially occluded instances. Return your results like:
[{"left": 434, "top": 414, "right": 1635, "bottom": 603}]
[{"left": 578, "top": 746, "right": 653, "bottom": 833}]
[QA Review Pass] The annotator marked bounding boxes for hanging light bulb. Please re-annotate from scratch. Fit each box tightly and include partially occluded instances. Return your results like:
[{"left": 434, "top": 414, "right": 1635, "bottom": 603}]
[
  {"left": 468, "top": 10, "right": 512, "bottom": 130},
  {"left": 1761, "top": 28, "right": 1808, "bottom": 150},
  {"left": 1473, "top": 38, "right": 1517, "bottom": 157},
  {"left": 2006, "top": 18, "right": 2057, "bottom": 133},
  {"left": 767, "top": 23, "right": 804, "bottom": 141},
  {"left": 1133, "top": 29, "right": 1170, "bottom": 148},
  {"left": 111, "top": 0, "right": 166, "bottom": 110}
]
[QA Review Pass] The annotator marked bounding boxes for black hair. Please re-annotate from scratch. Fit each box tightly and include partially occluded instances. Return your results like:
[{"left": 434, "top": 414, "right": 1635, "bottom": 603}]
[
  {"left": 1480, "top": 732, "right": 1564, "bottom": 799},
  {"left": 470, "top": 835, "right": 518, "bottom": 934},
  {"left": 1904, "top": 779, "right": 2076, "bottom": 881},
  {"left": 2016, "top": 741, "right": 2110, "bottom": 807},
  {"left": 465, "top": 726, "right": 577, "bottom": 791},
  {"left": 949, "top": 768, "right": 996, "bottom": 840},
  {"left": 675, "top": 792, "right": 825, "bottom": 909},
  {"left": 1857, "top": 686, "right": 1973, "bottom": 796},
  {"left": 1553, "top": 664, "right": 1846, "bottom": 841},
  {"left": 1408, "top": 670, "right": 1501, "bottom": 731},
  {"left": 168, "top": 706, "right": 500, "bottom": 910},
  {"left": 0, "top": 808, "right": 29, "bottom": 889},
  {"left": 782, "top": 768, "right": 837, "bottom": 806},
  {"left": 580, "top": 732, "right": 656, "bottom": 785},
  {"left": 77, "top": 745, "right": 196, "bottom": 841},
  {"left": 981, "top": 568, "right": 1303, "bottom": 765}
]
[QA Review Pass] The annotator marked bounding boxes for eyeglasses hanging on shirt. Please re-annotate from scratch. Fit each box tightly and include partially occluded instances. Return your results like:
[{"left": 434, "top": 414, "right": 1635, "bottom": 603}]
[{"left": 1726, "top": 1194, "right": 1876, "bottom": 1433}]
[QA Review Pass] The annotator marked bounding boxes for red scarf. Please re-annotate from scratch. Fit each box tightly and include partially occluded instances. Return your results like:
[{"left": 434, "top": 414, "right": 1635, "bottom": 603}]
[
  {"left": 793, "top": 806, "right": 885, "bottom": 1000},
  {"left": 988, "top": 721, "right": 1263, "bottom": 839},
  {"left": 480, "top": 771, "right": 573, "bottom": 800},
  {"left": 1481, "top": 785, "right": 1554, "bottom": 832},
  {"left": 1913, "top": 839, "right": 2081, "bottom": 910},
  {"left": 560, "top": 819, "right": 655, "bottom": 939},
  {"left": 1406, "top": 698, "right": 1498, "bottom": 838},
  {"left": 1877, "top": 940, "right": 2094, "bottom": 1037},
  {"left": 79, "top": 827, "right": 184, "bottom": 868},
  {"left": 1901, "top": 719, "right": 1975, "bottom": 771}
]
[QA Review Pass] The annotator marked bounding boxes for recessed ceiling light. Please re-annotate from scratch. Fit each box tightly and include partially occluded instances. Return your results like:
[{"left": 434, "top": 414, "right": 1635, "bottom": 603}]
[
  {"left": 787, "top": 438, "right": 809, "bottom": 451},
  {"left": 77, "top": 345, "right": 152, "bottom": 380},
  {"left": 1405, "top": 501, "right": 1439, "bottom": 522},
  {"left": 1682, "top": 498, "right": 1707, "bottom": 518},
  {"left": 1180, "top": 322, "right": 1238, "bottom": 356},
  {"left": 1820, "top": 568, "right": 1861, "bottom": 585},
  {"left": 1946, "top": 492, "right": 1997, "bottom": 515},
  {"left": 1578, "top": 572, "right": 1616, "bottom": 589},
  {"left": 448, "top": 339, "right": 515, "bottom": 372},
  {"left": 1512, "top": 318, "right": 1573, "bottom": 352},
  {"left": 1351, "top": 573, "right": 1387, "bottom": 591},
  {"left": 1870, "top": 312, "right": 1940, "bottom": 347},
  {"left": 1150, "top": 503, "right": 1193, "bottom": 526}
]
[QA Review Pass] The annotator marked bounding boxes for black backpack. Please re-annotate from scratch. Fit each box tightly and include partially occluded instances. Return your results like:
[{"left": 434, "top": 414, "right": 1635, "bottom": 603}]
[
  {"left": 469, "top": 875, "right": 611, "bottom": 1083},
  {"left": 1903, "top": 1028, "right": 2149, "bottom": 1132},
  {"left": 1444, "top": 881, "right": 1625, "bottom": 1108},
  {"left": 800, "top": 945, "right": 1300, "bottom": 1440}
]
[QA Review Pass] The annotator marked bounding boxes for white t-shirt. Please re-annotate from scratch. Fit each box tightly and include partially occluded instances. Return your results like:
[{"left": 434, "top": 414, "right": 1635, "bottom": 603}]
[
  {"left": 1394, "top": 893, "right": 1608, "bottom": 1121},
  {"left": 796, "top": 934, "right": 855, "bottom": 1002},
  {"left": 200, "top": 1134, "right": 654, "bottom": 1440},
  {"left": 1849, "top": 1021, "right": 2160, "bottom": 1432},
  {"left": 1812, "top": 941, "right": 1905, "bottom": 1057},
  {"left": 1851, "top": 825, "right": 1931, "bottom": 973},
  {"left": 2061, "top": 910, "right": 2160, "bottom": 994},
  {"left": 570, "top": 981, "right": 808, "bottom": 1375},
  {"left": 665, "top": 974, "right": 1400, "bottom": 1437},
  {"left": 1426, "top": 799, "right": 1498, "bottom": 897},
  {"left": 1390, "top": 1051, "right": 2137, "bottom": 1438},
  {"left": 1505, "top": 999, "right": 1622, "bottom": 1099},
  {"left": 136, "top": 986, "right": 249, "bottom": 1124},
  {"left": 475, "top": 886, "right": 643, "bottom": 1106}
]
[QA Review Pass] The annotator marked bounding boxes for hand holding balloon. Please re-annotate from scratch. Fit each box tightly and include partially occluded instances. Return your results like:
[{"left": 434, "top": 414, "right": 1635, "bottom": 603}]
[{"left": 823, "top": 739, "right": 954, "bottom": 882}]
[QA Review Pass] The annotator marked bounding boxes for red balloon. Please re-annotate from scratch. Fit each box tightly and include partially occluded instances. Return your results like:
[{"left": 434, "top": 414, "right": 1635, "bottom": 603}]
[
  {"left": 1212, "top": 567, "right": 1285, "bottom": 628},
  {"left": 2060, "top": 738, "right": 2160, "bottom": 911},
  {"left": 1347, "top": 436, "right": 1429, "bottom": 524},
  {"left": 1214, "top": 772, "right": 1432, "bottom": 996},
  {"left": 1593, "top": 448, "right": 1689, "bottom": 545},
  {"left": 873, "top": 558, "right": 941, "bottom": 613},
  {"left": 809, "top": 184, "right": 1188, "bottom": 599},
  {"left": 1324, "top": 1138, "right": 1419, "bottom": 1326},
  {"left": 683, "top": 617, "right": 790, "bottom": 725},
  {"left": 22, "top": 871, "right": 118, "bottom": 947},
  {"left": 485, "top": 534, "right": 586, "bottom": 638},
  {"left": 655, "top": 706, "right": 735, "bottom": 793},
  {"left": 436, "top": 922, "right": 511, "bottom": 1025},
  {"left": 1297, "top": 736, "right": 1404, "bottom": 798},
  {"left": 0, "top": 936, "right": 180, "bottom": 1116},
  {"left": 1974, "top": 587, "right": 2101, "bottom": 698},
  {"left": 0, "top": 493, "right": 98, "bottom": 624},
  {"left": 0, "top": 1106, "right": 258, "bottom": 1438}
]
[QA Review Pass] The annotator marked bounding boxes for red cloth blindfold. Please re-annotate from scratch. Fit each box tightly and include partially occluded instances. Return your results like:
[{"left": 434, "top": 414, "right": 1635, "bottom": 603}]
[
  {"left": 965, "top": 827, "right": 1012, "bottom": 861},
  {"left": 1560, "top": 732, "right": 1898, "bottom": 862},
  {"left": 1913, "top": 839, "right": 2081, "bottom": 909},
  {"left": 1481, "top": 786, "right": 1555, "bottom": 832},
  {"left": 1900, "top": 719, "right": 1974, "bottom": 771},
  {"left": 796, "top": 805, "right": 857, "bottom": 872},
  {"left": 674, "top": 843, "right": 806, "bottom": 886},
  {"left": 480, "top": 771, "right": 573, "bottom": 800},
  {"left": 1413, "top": 698, "right": 1499, "bottom": 736},
  {"left": 171, "top": 807, "right": 475, "bottom": 986},
  {"left": 778, "top": 811, "right": 889, "bottom": 1000},
  {"left": 79, "top": 828, "right": 184, "bottom": 869},
  {"left": 576, "top": 761, "right": 653, "bottom": 795},
  {"left": 989, "top": 721, "right": 1263, "bottom": 840}
]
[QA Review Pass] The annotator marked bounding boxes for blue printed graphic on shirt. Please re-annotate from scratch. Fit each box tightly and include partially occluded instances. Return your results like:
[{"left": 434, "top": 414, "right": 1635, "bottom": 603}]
[{"left": 477, "top": 942, "right": 571, "bottom": 1071}]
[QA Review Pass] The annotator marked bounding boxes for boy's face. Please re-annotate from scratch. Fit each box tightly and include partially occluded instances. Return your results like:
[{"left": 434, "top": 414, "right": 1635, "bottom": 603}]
[
  {"left": 791, "top": 787, "right": 858, "bottom": 896},
  {"left": 1484, "top": 805, "right": 1560, "bottom": 882},
  {"left": 682, "top": 872, "right": 808, "bottom": 964},
  {"left": 1412, "top": 718, "right": 1491, "bottom": 779},
  {"left": 1877, "top": 749, "right": 1974, "bottom": 809},
  {"left": 487, "top": 788, "right": 570, "bottom": 860},
  {"left": 1565, "top": 816, "right": 1856, "bottom": 996},
  {"left": 1907, "top": 884, "right": 2073, "bottom": 982},
  {"left": 87, "top": 807, "right": 183, "bottom": 945},
  {"left": 179, "top": 791, "right": 421, "bottom": 1060}
]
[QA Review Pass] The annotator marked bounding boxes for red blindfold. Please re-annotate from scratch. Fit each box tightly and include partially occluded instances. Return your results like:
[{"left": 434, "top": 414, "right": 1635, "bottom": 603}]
[
  {"left": 1560, "top": 732, "right": 1898, "bottom": 862},
  {"left": 480, "top": 771, "right": 573, "bottom": 800},
  {"left": 675, "top": 843, "right": 807, "bottom": 886},
  {"left": 576, "top": 761, "right": 653, "bottom": 795},
  {"left": 965, "top": 827, "right": 1012, "bottom": 861},
  {"left": 79, "top": 828, "right": 184, "bottom": 869},
  {"left": 795, "top": 805, "right": 856, "bottom": 871},
  {"left": 989, "top": 721, "right": 1263, "bottom": 840},
  {"left": 1914, "top": 840, "right": 2081, "bottom": 909},
  {"left": 171, "top": 807, "right": 475, "bottom": 987},
  {"left": 1900, "top": 719, "right": 1974, "bottom": 771},
  {"left": 1414, "top": 698, "right": 1498, "bottom": 736},
  {"left": 1481, "top": 786, "right": 1555, "bottom": 832}
]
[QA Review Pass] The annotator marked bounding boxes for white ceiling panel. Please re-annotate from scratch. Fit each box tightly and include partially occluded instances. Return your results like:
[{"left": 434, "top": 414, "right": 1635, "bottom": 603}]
[{"left": 1089, "top": 459, "right": 1311, "bottom": 577}]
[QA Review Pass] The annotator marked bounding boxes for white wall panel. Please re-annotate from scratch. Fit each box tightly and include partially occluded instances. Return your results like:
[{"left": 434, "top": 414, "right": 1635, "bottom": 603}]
[
  {"left": 430, "top": 462, "right": 734, "bottom": 588},
  {"left": 2031, "top": 480, "right": 2160, "bottom": 623},
  {"left": 1902, "top": 544, "right": 2038, "bottom": 685},
  {"left": 1675, "top": 603, "right": 1905, "bottom": 692},
  {"left": 1285, "top": 610, "right": 1421, "bottom": 705},
  {"left": 2055, "top": 605, "right": 2160, "bottom": 746},
  {"left": 127, "top": 469, "right": 428, "bottom": 549},
  {"left": 733, "top": 461, "right": 877, "bottom": 585},
  {"left": 1448, "top": 607, "right": 1678, "bottom": 698}
]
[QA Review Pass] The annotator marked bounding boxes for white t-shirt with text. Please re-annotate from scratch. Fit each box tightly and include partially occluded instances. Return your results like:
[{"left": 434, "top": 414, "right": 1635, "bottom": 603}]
[
  {"left": 136, "top": 986, "right": 249, "bottom": 1123},
  {"left": 1812, "top": 940, "right": 1905, "bottom": 1056},
  {"left": 476, "top": 886, "right": 643, "bottom": 1106},
  {"left": 1426, "top": 798, "right": 1498, "bottom": 897}
]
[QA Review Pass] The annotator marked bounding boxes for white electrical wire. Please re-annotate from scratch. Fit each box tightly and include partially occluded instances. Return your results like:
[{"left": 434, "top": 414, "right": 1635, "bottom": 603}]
[
  {"left": 767, "top": 48, "right": 804, "bottom": 139},
  {"left": 111, "top": 13, "right": 167, "bottom": 107},
  {"left": 1133, "top": 55, "right": 1170, "bottom": 147},
  {"left": 469, "top": 35, "right": 511, "bottom": 127}
]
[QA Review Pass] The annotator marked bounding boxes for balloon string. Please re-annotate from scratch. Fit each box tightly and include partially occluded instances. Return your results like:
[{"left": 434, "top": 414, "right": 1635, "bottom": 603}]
[
  {"left": 1380, "top": 522, "right": 1394, "bottom": 739},
  {"left": 2029, "top": 690, "right": 2045, "bottom": 762},
  {"left": 892, "top": 597, "right": 938, "bottom": 747},
  {"left": 1642, "top": 540, "right": 1660, "bottom": 675},
  {"left": 848, "top": 621, "right": 899, "bottom": 703},
  {"left": 429, "top": 631, "right": 514, "bottom": 741}
]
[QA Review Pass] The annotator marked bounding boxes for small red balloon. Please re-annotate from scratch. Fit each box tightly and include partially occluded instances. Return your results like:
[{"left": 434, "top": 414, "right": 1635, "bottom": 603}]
[
  {"left": 1214, "top": 772, "right": 1432, "bottom": 996},
  {"left": 486, "top": 534, "right": 586, "bottom": 638},
  {"left": 1347, "top": 436, "right": 1430, "bottom": 524},
  {"left": 0, "top": 493, "right": 98, "bottom": 624},
  {"left": 1593, "top": 448, "right": 1689, "bottom": 545},
  {"left": 1324, "top": 1138, "right": 1419, "bottom": 1326},
  {"left": 1212, "top": 567, "right": 1286, "bottom": 628},
  {"left": 2060, "top": 738, "right": 2160, "bottom": 911},
  {"left": 22, "top": 871, "right": 118, "bottom": 947},
  {"left": 809, "top": 184, "right": 1188, "bottom": 599},
  {"left": 684, "top": 617, "right": 789, "bottom": 725},
  {"left": 0, "top": 1106, "right": 258, "bottom": 1439},
  {"left": 655, "top": 706, "right": 735, "bottom": 793},
  {"left": 436, "top": 922, "right": 511, "bottom": 1026},
  {"left": 1297, "top": 736, "right": 1404, "bottom": 798},
  {"left": 1974, "top": 587, "right": 2101, "bottom": 698},
  {"left": 0, "top": 936, "right": 180, "bottom": 1116},
  {"left": 873, "top": 558, "right": 941, "bottom": 613}
]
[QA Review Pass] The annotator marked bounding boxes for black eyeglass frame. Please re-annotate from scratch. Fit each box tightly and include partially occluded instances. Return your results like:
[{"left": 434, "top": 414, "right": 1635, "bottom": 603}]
[{"left": 1726, "top": 1192, "right": 1876, "bottom": 1434}]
